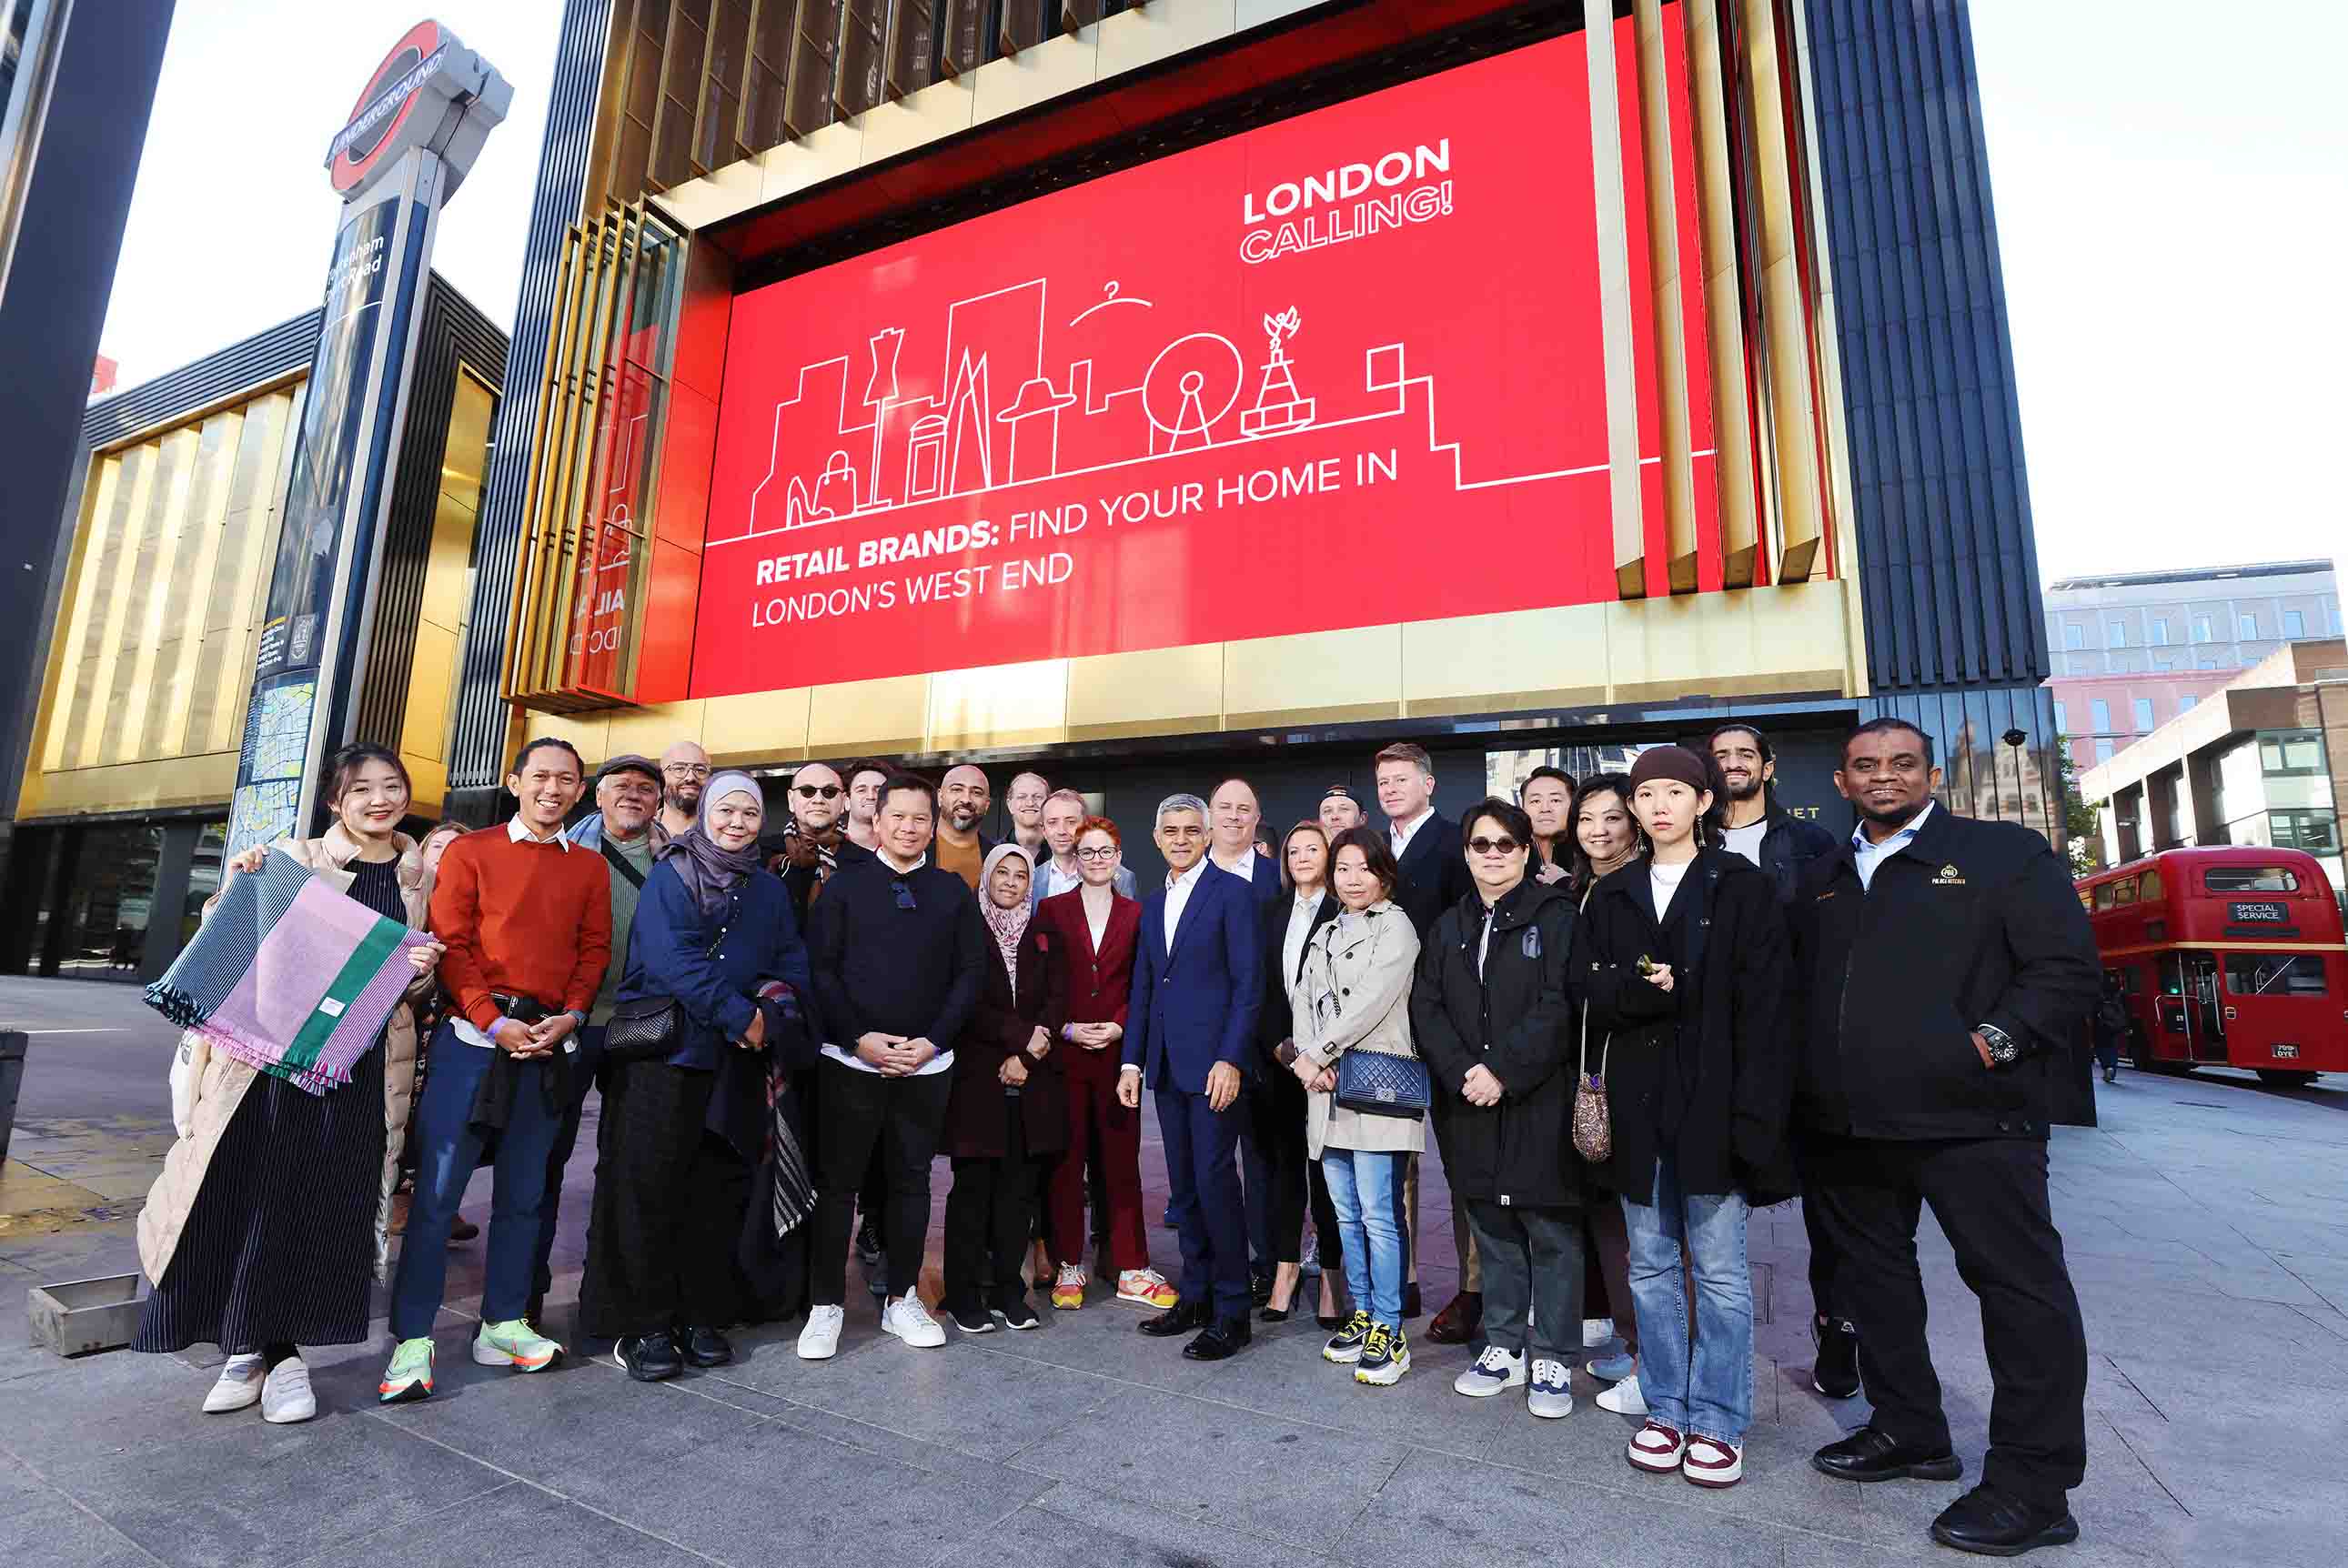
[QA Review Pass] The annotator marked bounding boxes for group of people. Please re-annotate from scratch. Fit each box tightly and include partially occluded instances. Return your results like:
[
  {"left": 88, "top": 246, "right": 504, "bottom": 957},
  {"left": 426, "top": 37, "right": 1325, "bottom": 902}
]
[{"left": 133, "top": 717, "right": 2105, "bottom": 1559}]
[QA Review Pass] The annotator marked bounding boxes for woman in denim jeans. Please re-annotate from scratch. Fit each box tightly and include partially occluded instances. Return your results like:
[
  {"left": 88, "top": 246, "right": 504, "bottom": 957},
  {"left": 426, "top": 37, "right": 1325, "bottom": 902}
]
[
  {"left": 1579, "top": 746, "right": 1793, "bottom": 1488},
  {"left": 1283, "top": 827, "right": 1423, "bottom": 1386}
]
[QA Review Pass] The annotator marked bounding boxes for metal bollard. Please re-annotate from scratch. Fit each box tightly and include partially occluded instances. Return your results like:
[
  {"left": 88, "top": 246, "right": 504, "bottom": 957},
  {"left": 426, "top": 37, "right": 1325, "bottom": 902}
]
[{"left": 0, "top": 1030, "right": 26, "bottom": 1166}]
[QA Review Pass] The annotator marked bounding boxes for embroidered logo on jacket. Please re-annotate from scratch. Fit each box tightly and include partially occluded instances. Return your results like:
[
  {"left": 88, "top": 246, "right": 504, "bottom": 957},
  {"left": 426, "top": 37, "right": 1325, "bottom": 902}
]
[{"left": 1932, "top": 863, "right": 1967, "bottom": 886}]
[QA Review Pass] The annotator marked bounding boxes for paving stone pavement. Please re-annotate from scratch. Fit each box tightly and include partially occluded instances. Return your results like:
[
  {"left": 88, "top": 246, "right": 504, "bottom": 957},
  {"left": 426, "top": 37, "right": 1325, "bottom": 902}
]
[{"left": 4, "top": 974, "right": 2344, "bottom": 1568}]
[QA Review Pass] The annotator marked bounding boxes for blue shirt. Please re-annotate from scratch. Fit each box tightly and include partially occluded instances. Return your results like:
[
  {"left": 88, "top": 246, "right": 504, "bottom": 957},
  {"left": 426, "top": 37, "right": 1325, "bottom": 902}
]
[{"left": 1851, "top": 801, "right": 1935, "bottom": 892}]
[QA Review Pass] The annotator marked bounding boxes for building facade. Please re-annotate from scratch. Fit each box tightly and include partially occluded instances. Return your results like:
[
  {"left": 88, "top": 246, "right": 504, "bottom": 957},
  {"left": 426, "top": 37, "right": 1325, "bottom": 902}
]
[
  {"left": 2, "top": 282, "right": 507, "bottom": 983},
  {"left": 2080, "top": 639, "right": 2347, "bottom": 903},
  {"left": 2045, "top": 558, "right": 2343, "bottom": 770},
  {"left": 431, "top": 0, "right": 2062, "bottom": 881}
]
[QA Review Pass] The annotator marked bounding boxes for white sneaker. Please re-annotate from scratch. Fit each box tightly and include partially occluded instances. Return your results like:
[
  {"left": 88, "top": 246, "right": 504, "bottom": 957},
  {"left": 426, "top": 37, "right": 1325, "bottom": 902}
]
[
  {"left": 1582, "top": 1316, "right": 1615, "bottom": 1349},
  {"left": 797, "top": 1303, "right": 846, "bottom": 1360},
  {"left": 1597, "top": 1372, "right": 1648, "bottom": 1416},
  {"left": 1527, "top": 1358, "right": 1573, "bottom": 1419},
  {"left": 1453, "top": 1344, "right": 1527, "bottom": 1397},
  {"left": 202, "top": 1353, "right": 266, "bottom": 1413},
  {"left": 259, "top": 1356, "right": 317, "bottom": 1424},
  {"left": 882, "top": 1292, "right": 946, "bottom": 1349}
]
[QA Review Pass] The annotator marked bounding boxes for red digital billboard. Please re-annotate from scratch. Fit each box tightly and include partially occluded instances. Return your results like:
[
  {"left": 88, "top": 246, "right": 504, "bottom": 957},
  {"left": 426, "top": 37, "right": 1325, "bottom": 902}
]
[{"left": 690, "top": 27, "right": 1707, "bottom": 698}]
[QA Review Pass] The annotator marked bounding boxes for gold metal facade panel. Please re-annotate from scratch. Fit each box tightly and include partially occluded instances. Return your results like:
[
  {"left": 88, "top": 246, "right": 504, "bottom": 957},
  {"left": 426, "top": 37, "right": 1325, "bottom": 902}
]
[
  {"left": 399, "top": 367, "right": 499, "bottom": 816},
  {"left": 19, "top": 385, "right": 301, "bottom": 822},
  {"left": 703, "top": 689, "right": 812, "bottom": 762},
  {"left": 1222, "top": 626, "right": 1401, "bottom": 721},
  {"left": 1399, "top": 606, "right": 1614, "bottom": 710},
  {"left": 811, "top": 676, "right": 929, "bottom": 753},
  {"left": 970, "top": 31, "right": 1097, "bottom": 125},
  {"left": 606, "top": 697, "right": 708, "bottom": 758},
  {"left": 928, "top": 661, "right": 1070, "bottom": 750},
  {"left": 1066, "top": 645, "right": 1224, "bottom": 737}
]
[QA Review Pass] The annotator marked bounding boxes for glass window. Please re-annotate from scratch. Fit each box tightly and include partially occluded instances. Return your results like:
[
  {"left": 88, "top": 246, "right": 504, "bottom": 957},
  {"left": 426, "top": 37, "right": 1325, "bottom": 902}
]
[
  {"left": 2112, "top": 877, "right": 2138, "bottom": 905},
  {"left": 2095, "top": 739, "right": 2115, "bottom": 764},
  {"left": 2093, "top": 880, "right": 2116, "bottom": 910},
  {"left": 2239, "top": 611, "right": 2260, "bottom": 639},
  {"left": 2063, "top": 622, "right": 2084, "bottom": 650},
  {"left": 2052, "top": 699, "right": 2068, "bottom": 733},
  {"left": 2222, "top": 953, "right": 2328, "bottom": 998},
  {"left": 2133, "top": 698, "right": 2154, "bottom": 731},
  {"left": 2205, "top": 866, "right": 2300, "bottom": 893},
  {"left": 2259, "top": 733, "right": 2325, "bottom": 776},
  {"left": 2194, "top": 617, "right": 2213, "bottom": 643},
  {"left": 2107, "top": 622, "right": 2127, "bottom": 648},
  {"left": 2140, "top": 869, "right": 2163, "bottom": 902},
  {"left": 2284, "top": 608, "right": 2306, "bottom": 638},
  {"left": 2076, "top": 886, "right": 2095, "bottom": 911},
  {"left": 55, "top": 823, "right": 163, "bottom": 979},
  {"left": 2091, "top": 699, "right": 2112, "bottom": 733},
  {"left": 2180, "top": 695, "right": 2198, "bottom": 712},
  {"left": 2150, "top": 620, "right": 2170, "bottom": 646},
  {"left": 2272, "top": 809, "right": 2341, "bottom": 855}
]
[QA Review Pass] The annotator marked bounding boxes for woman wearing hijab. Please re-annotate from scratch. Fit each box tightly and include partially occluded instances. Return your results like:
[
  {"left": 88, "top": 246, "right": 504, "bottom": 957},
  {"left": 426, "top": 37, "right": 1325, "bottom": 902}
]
[
  {"left": 581, "top": 770, "right": 811, "bottom": 1382},
  {"left": 941, "top": 844, "right": 1068, "bottom": 1333}
]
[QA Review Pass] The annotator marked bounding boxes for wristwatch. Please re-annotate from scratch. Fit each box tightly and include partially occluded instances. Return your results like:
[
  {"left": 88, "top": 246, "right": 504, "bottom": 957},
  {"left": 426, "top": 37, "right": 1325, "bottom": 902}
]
[
  {"left": 1974, "top": 1022, "right": 2020, "bottom": 1066},
  {"left": 1274, "top": 1040, "right": 1300, "bottom": 1067}
]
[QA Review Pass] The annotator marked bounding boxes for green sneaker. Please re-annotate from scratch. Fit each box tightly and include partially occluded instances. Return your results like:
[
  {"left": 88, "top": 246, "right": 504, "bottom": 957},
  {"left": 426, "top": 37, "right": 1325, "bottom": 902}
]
[
  {"left": 378, "top": 1337, "right": 435, "bottom": 1403},
  {"left": 473, "top": 1318, "right": 562, "bottom": 1372}
]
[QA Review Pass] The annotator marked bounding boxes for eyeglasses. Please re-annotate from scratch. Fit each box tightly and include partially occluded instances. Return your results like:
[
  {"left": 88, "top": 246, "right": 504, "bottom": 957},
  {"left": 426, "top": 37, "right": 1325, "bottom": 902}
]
[
  {"left": 793, "top": 784, "right": 842, "bottom": 799},
  {"left": 1466, "top": 836, "right": 1522, "bottom": 856},
  {"left": 1076, "top": 846, "right": 1119, "bottom": 861},
  {"left": 663, "top": 763, "right": 710, "bottom": 778},
  {"left": 891, "top": 879, "right": 917, "bottom": 910}
]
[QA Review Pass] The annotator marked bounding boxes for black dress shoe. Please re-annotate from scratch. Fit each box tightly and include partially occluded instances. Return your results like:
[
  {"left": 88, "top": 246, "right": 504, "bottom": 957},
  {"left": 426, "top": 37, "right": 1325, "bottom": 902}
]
[
  {"left": 1182, "top": 1318, "right": 1253, "bottom": 1362},
  {"left": 1930, "top": 1484, "right": 2080, "bottom": 1557},
  {"left": 1425, "top": 1291, "right": 1482, "bottom": 1346},
  {"left": 1138, "top": 1299, "right": 1212, "bottom": 1338},
  {"left": 1811, "top": 1426, "right": 1964, "bottom": 1483},
  {"left": 612, "top": 1332, "right": 683, "bottom": 1382},
  {"left": 676, "top": 1325, "right": 733, "bottom": 1368},
  {"left": 1812, "top": 1315, "right": 1861, "bottom": 1400}
]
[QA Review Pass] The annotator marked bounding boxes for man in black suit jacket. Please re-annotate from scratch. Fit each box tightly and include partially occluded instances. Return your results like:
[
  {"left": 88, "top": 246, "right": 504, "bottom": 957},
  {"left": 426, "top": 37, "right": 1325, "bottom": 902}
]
[
  {"left": 1789, "top": 719, "right": 2099, "bottom": 1559},
  {"left": 1373, "top": 742, "right": 1477, "bottom": 1342}
]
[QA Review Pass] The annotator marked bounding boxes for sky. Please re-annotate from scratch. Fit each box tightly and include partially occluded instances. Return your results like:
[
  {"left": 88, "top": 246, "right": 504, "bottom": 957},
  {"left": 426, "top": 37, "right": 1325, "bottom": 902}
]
[{"left": 93, "top": 1, "right": 2345, "bottom": 587}]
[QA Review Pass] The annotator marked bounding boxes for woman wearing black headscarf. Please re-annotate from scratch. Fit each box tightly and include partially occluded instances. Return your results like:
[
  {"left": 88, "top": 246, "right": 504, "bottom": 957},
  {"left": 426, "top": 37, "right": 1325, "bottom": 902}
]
[{"left": 580, "top": 771, "right": 811, "bottom": 1382}]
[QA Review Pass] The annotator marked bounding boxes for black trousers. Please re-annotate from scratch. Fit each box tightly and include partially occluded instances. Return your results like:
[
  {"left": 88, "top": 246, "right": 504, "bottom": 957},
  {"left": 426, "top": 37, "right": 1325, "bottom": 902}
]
[
  {"left": 810, "top": 1060, "right": 952, "bottom": 1303},
  {"left": 578, "top": 1060, "right": 745, "bottom": 1339},
  {"left": 1803, "top": 1188, "right": 1845, "bottom": 1322},
  {"left": 1801, "top": 1134, "right": 2089, "bottom": 1510},
  {"left": 942, "top": 1093, "right": 1048, "bottom": 1314},
  {"left": 1249, "top": 1068, "right": 1312, "bottom": 1266}
]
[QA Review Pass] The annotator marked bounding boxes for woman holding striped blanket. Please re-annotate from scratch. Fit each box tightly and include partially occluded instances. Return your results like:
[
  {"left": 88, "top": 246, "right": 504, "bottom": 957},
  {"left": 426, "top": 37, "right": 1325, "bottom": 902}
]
[{"left": 135, "top": 743, "right": 445, "bottom": 1424}]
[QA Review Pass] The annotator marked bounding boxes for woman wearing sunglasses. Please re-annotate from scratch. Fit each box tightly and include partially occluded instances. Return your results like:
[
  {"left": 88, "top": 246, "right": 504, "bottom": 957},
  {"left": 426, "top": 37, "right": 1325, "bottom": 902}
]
[{"left": 1577, "top": 745, "right": 1792, "bottom": 1489}]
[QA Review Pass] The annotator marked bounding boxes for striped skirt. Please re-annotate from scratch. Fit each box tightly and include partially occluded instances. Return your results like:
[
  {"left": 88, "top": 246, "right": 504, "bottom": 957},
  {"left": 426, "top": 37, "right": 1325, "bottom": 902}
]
[{"left": 133, "top": 1039, "right": 388, "bottom": 1354}]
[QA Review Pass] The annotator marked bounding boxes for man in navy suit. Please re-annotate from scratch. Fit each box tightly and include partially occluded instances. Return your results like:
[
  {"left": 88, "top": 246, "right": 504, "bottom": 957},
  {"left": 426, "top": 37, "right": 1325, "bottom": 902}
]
[
  {"left": 1119, "top": 792, "right": 1265, "bottom": 1361},
  {"left": 1206, "top": 778, "right": 1284, "bottom": 1297}
]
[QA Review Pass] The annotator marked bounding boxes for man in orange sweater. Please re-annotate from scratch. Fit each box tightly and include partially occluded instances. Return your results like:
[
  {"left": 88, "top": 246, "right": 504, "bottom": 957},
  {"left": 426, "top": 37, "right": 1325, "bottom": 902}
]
[{"left": 381, "top": 738, "right": 610, "bottom": 1404}]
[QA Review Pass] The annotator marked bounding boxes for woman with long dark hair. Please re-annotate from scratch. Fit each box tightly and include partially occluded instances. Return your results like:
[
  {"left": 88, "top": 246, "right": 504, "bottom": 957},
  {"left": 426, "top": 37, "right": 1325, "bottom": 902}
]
[
  {"left": 1255, "top": 821, "right": 1346, "bottom": 1324},
  {"left": 581, "top": 770, "right": 811, "bottom": 1382},
  {"left": 136, "top": 743, "right": 444, "bottom": 1423}
]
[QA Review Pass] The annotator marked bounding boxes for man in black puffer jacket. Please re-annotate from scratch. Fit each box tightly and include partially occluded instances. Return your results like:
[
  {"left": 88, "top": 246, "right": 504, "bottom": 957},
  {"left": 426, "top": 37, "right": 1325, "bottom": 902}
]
[
  {"left": 1789, "top": 718, "right": 2100, "bottom": 1560},
  {"left": 1411, "top": 798, "right": 1582, "bottom": 1420}
]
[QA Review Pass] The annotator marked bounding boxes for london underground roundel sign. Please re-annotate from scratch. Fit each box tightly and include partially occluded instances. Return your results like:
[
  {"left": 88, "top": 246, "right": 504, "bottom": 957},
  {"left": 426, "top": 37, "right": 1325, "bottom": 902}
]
[{"left": 325, "top": 19, "right": 511, "bottom": 205}]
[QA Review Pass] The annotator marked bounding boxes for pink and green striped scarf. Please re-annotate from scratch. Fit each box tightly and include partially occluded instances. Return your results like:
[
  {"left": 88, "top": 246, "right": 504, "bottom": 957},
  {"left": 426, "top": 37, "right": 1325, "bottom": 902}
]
[{"left": 146, "top": 849, "right": 428, "bottom": 1095}]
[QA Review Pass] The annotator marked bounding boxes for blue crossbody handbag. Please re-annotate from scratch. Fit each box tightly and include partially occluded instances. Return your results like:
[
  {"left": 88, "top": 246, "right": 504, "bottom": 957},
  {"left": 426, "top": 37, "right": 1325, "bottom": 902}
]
[{"left": 1335, "top": 1047, "right": 1432, "bottom": 1121}]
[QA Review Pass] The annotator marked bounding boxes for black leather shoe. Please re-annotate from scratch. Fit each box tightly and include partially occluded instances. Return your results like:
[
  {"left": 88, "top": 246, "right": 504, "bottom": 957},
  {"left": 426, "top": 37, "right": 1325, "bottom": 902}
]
[
  {"left": 1929, "top": 1484, "right": 2080, "bottom": 1557},
  {"left": 1138, "top": 1299, "right": 1212, "bottom": 1338},
  {"left": 612, "top": 1332, "right": 683, "bottom": 1382},
  {"left": 1811, "top": 1426, "right": 1964, "bottom": 1483},
  {"left": 1182, "top": 1317, "right": 1254, "bottom": 1362},
  {"left": 1257, "top": 1302, "right": 1292, "bottom": 1323},
  {"left": 676, "top": 1325, "right": 733, "bottom": 1368},
  {"left": 1812, "top": 1315, "right": 1861, "bottom": 1400},
  {"left": 1426, "top": 1291, "right": 1482, "bottom": 1346}
]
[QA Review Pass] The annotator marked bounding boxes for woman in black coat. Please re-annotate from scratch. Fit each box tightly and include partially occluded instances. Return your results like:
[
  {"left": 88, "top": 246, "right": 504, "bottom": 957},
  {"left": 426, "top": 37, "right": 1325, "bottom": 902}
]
[
  {"left": 1255, "top": 820, "right": 1344, "bottom": 1323},
  {"left": 1578, "top": 747, "right": 1790, "bottom": 1490},
  {"left": 942, "top": 845, "right": 1067, "bottom": 1333}
]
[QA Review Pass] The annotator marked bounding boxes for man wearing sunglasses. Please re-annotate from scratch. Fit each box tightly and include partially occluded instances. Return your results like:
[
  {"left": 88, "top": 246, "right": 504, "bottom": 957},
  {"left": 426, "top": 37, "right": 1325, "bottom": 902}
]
[{"left": 767, "top": 761, "right": 876, "bottom": 923}]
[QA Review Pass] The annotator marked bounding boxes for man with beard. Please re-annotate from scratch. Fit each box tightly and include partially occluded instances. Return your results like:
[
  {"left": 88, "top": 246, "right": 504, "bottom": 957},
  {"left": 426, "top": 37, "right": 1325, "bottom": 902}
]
[
  {"left": 1004, "top": 771, "right": 1051, "bottom": 860},
  {"left": 659, "top": 741, "right": 712, "bottom": 841},
  {"left": 841, "top": 760, "right": 888, "bottom": 854},
  {"left": 935, "top": 764, "right": 996, "bottom": 891},
  {"left": 767, "top": 761, "right": 875, "bottom": 923},
  {"left": 1708, "top": 723, "right": 1850, "bottom": 1399},
  {"left": 1319, "top": 786, "right": 1365, "bottom": 839}
]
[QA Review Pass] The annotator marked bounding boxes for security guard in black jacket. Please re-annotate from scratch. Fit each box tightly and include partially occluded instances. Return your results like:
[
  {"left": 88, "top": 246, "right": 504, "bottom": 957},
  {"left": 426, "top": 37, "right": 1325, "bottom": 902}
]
[{"left": 1788, "top": 719, "right": 2100, "bottom": 1559}]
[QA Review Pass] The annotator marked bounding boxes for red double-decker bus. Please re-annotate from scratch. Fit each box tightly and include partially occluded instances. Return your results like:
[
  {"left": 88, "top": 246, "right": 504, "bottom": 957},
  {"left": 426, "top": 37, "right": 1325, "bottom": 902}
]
[{"left": 2076, "top": 847, "right": 2347, "bottom": 1086}]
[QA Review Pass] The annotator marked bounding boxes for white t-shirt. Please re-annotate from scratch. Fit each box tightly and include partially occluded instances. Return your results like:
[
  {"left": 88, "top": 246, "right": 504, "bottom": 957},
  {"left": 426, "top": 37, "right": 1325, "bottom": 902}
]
[
  {"left": 1650, "top": 858, "right": 1693, "bottom": 920},
  {"left": 1720, "top": 819, "right": 1767, "bottom": 868}
]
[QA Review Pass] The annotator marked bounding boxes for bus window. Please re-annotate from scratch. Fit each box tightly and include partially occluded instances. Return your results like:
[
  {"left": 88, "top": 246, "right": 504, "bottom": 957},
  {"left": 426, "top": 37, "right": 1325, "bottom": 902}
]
[
  {"left": 2113, "top": 877, "right": 2138, "bottom": 905},
  {"left": 2140, "top": 869, "right": 2163, "bottom": 901},
  {"left": 2206, "top": 867, "right": 2300, "bottom": 893},
  {"left": 2077, "top": 887, "right": 2094, "bottom": 911},
  {"left": 2222, "top": 954, "right": 2329, "bottom": 997},
  {"left": 2094, "top": 881, "right": 2116, "bottom": 910}
]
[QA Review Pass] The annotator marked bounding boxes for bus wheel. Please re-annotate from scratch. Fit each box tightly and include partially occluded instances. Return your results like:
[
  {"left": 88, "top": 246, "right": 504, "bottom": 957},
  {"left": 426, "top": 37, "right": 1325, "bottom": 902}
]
[{"left": 2256, "top": 1069, "right": 2317, "bottom": 1089}]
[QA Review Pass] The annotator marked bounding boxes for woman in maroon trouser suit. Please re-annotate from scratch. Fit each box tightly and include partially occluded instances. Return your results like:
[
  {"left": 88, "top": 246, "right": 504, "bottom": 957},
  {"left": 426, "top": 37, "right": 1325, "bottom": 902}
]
[{"left": 1033, "top": 819, "right": 1174, "bottom": 1311}]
